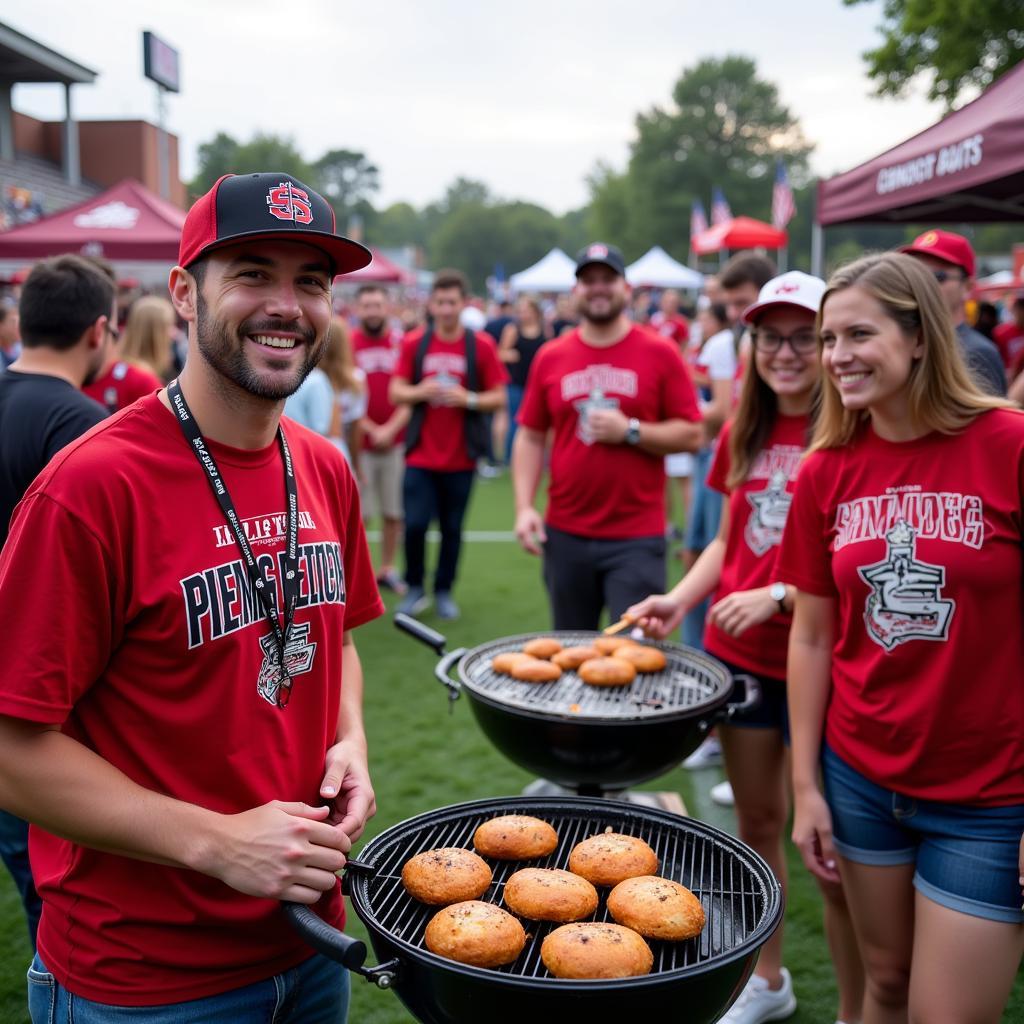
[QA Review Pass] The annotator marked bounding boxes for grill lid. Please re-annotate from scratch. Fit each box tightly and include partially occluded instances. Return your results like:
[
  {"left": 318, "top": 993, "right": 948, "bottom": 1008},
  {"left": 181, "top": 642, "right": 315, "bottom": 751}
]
[
  {"left": 457, "top": 632, "right": 732, "bottom": 722},
  {"left": 347, "top": 795, "right": 782, "bottom": 986}
]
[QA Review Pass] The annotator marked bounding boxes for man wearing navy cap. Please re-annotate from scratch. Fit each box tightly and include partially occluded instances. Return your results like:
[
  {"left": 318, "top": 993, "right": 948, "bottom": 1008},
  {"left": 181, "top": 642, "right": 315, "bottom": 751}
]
[
  {"left": 0, "top": 173, "right": 384, "bottom": 1022},
  {"left": 513, "top": 243, "right": 703, "bottom": 629},
  {"left": 898, "top": 229, "right": 1006, "bottom": 395}
]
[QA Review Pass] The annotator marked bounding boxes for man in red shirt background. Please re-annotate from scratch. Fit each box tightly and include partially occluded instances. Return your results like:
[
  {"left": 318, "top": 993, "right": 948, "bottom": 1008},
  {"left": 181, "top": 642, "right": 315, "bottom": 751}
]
[
  {"left": 993, "top": 291, "right": 1024, "bottom": 373},
  {"left": 390, "top": 269, "right": 508, "bottom": 621},
  {"left": 513, "top": 243, "right": 702, "bottom": 629},
  {"left": 351, "top": 284, "right": 410, "bottom": 594}
]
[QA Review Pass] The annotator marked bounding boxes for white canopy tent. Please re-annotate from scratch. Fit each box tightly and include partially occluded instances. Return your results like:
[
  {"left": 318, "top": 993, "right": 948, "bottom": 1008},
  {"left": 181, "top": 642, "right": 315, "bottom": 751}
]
[
  {"left": 509, "top": 248, "right": 577, "bottom": 293},
  {"left": 625, "top": 246, "right": 704, "bottom": 289}
]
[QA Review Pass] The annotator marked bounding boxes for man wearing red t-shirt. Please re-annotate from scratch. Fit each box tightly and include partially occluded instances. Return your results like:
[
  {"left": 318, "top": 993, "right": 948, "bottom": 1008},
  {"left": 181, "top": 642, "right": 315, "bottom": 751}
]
[
  {"left": 390, "top": 269, "right": 508, "bottom": 621},
  {"left": 351, "top": 285, "right": 410, "bottom": 594},
  {"left": 513, "top": 243, "right": 702, "bottom": 629},
  {"left": 0, "top": 172, "right": 384, "bottom": 1022},
  {"left": 993, "top": 292, "right": 1024, "bottom": 373},
  {"left": 83, "top": 356, "right": 163, "bottom": 413},
  {"left": 648, "top": 288, "right": 690, "bottom": 351}
]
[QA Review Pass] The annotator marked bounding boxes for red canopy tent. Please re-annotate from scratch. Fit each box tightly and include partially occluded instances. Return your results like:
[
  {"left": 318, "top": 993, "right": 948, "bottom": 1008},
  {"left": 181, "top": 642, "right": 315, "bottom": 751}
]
[
  {"left": 817, "top": 62, "right": 1024, "bottom": 229},
  {"left": 0, "top": 179, "right": 185, "bottom": 261},
  {"left": 338, "top": 247, "right": 414, "bottom": 285},
  {"left": 692, "top": 216, "right": 788, "bottom": 255}
]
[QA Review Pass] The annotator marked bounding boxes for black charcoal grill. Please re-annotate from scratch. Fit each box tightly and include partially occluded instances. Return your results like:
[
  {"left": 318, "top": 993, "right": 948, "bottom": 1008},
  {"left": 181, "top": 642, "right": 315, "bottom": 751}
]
[
  {"left": 396, "top": 614, "right": 757, "bottom": 793},
  {"left": 286, "top": 795, "right": 783, "bottom": 1024}
]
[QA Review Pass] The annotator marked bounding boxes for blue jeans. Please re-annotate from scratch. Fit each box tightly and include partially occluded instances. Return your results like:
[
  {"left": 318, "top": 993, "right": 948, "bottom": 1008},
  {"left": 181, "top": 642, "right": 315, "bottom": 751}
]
[
  {"left": 682, "top": 446, "right": 722, "bottom": 650},
  {"left": 402, "top": 467, "right": 475, "bottom": 592},
  {"left": 28, "top": 952, "right": 349, "bottom": 1023},
  {"left": 822, "top": 743, "right": 1024, "bottom": 924},
  {"left": 504, "top": 383, "right": 525, "bottom": 463},
  {"left": 0, "top": 809, "right": 40, "bottom": 948}
]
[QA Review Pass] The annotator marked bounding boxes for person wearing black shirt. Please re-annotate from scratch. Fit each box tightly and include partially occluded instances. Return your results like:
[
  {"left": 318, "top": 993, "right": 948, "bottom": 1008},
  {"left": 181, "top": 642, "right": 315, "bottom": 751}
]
[{"left": 0, "top": 254, "right": 112, "bottom": 946}]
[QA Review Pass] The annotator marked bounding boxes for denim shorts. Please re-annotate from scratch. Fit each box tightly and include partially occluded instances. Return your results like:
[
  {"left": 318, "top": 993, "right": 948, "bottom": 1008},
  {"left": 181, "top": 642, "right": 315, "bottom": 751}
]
[
  {"left": 717, "top": 658, "right": 790, "bottom": 744},
  {"left": 27, "top": 951, "right": 349, "bottom": 1023},
  {"left": 822, "top": 743, "right": 1024, "bottom": 924}
]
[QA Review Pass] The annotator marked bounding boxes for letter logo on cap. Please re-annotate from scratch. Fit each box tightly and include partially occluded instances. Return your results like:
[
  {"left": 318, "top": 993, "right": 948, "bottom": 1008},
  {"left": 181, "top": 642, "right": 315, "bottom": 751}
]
[
  {"left": 266, "top": 182, "right": 313, "bottom": 224},
  {"left": 919, "top": 231, "right": 938, "bottom": 248},
  {"left": 588, "top": 243, "right": 608, "bottom": 259},
  {"left": 774, "top": 282, "right": 800, "bottom": 294}
]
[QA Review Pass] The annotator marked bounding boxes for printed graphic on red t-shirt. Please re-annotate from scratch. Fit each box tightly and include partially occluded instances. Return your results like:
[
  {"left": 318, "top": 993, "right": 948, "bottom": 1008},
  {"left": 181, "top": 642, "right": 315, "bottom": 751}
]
[
  {"left": 352, "top": 327, "right": 404, "bottom": 444},
  {"left": 743, "top": 444, "right": 804, "bottom": 556}
]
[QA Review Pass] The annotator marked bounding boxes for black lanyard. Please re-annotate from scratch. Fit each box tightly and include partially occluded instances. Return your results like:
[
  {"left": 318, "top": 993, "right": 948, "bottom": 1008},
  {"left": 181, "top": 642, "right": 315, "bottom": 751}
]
[{"left": 168, "top": 379, "right": 301, "bottom": 708}]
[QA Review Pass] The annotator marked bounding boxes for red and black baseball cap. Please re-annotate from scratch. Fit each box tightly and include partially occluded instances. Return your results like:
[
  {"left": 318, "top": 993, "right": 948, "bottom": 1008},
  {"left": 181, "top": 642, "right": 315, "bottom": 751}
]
[
  {"left": 178, "top": 173, "right": 371, "bottom": 276},
  {"left": 898, "top": 229, "right": 976, "bottom": 278}
]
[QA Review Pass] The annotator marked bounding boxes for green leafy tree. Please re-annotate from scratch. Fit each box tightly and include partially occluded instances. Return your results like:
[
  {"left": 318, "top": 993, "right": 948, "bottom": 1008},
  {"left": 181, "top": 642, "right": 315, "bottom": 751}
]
[
  {"left": 589, "top": 56, "right": 812, "bottom": 258},
  {"left": 190, "top": 133, "right": 314, "bottom": 196},
  {"left": 371, "top": 202, "right": 426, "bottom": 248},
  {"left": 189, "top": 133, "right": 240, "bottom": 195},
  {"left": 844, "top": 0, "right": 1024, "bottom": 107},
  {"left": 312, "top": 149, "right": 380, "bottom": 222}
]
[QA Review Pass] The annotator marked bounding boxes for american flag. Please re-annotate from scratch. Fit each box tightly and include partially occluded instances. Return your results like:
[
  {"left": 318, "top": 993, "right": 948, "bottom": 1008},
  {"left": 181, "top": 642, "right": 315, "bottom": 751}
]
[
  {"left": 710, "top": 187, "right": 732, "bottom": 226},
  {"left": 771, "top": 161, "right": 796, "bottom": 229},
  {"left": 690, "top": 199, "right": 708, "bottom": 239}
]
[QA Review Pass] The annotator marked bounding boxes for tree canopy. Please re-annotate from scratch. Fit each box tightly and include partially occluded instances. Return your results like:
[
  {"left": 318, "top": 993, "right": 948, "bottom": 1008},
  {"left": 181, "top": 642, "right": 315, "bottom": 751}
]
[{"left": 844, "top": 0, "right": 1024, "bottom": 107}]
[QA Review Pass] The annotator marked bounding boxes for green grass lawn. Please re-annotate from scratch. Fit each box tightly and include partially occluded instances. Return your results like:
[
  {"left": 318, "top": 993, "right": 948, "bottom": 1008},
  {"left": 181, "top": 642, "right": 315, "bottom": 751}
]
[{"left": 0, "top": 471, "right": 1019, "bottom": 1021}]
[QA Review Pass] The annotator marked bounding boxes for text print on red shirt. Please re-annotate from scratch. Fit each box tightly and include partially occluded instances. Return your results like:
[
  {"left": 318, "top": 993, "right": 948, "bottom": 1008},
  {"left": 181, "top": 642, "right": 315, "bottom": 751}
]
[
  {"left": 834, "top": 487, "right": 983, "bottom": 652},
  {"left": 744, "top": 444, "right": 803, "bottom": 555}
]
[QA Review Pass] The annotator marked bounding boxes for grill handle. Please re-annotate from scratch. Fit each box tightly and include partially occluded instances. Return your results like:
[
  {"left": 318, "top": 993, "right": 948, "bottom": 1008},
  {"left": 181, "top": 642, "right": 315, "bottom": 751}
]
[
  {"left": 718, "top": 673, "right": 761, "bottom": 722},
  {"left": 434, "top": 647, "right": 466, "bottom": 708},
  {"left": 394, "top": 613, "right": 447, "bottom": 654},
  {"left": 282, "top": 902, "right": 399, "bottom": 989}
]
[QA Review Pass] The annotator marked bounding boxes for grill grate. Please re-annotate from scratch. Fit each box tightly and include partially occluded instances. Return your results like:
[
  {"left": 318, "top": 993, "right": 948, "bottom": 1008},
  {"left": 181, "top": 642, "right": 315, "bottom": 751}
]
[
  {"left": 460, "top": 626, "right": 733, "bottom": 724},
  {"left": 348, "top": 797, "right": 780, "bottom": 984},
  {"left": 457, "top": 632, "right": 731, "bottom": 722}
]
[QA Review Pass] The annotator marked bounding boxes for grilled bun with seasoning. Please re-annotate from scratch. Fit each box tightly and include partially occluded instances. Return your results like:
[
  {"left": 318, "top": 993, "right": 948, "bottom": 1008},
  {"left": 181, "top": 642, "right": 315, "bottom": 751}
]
[
  {"left": 425, "top": 901, "right": 527, "bottom": 967},
  {"left": 551, "top": 645, "right": 601, "bottom": 669},
  {"left": 612, "top": 643, "right": 667, "bottom": 673},
  {"left": 568, "top": 832, "right": 659, "bottom": 887},
  {"left": 503, "top": 868, "right": 599, "bottom": 922},
  {"left": 607, "top": 875, "right": 706, "bottom": 940},
  {"left": 578, "top": 656, "right": 637, "bottom": 687},
  {"left": 541, "top": 922, "right": 653, "bottom": 979},
  {"left": 522, "top": 637, "right": 563, "bottom": 659},
  {"left": 491, "top": 652, "right": 534, "bottom": 675},
  {"left": 473, "top": 815, "right": 559, "bottom": 860},
  {"left": 593, "top": 636, "right": 634, "bottom": 655},
  {"left": 401, "top": 847, "right": 493, "bottom": 905},
  {"left": 509, "top": 657, "right": 562, "bottom": 682}
]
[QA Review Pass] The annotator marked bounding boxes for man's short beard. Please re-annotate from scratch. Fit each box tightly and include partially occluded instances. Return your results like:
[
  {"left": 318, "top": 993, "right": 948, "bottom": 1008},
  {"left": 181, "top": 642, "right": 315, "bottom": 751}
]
[
  {"left": 360, "top": 316, "right": 385, "bottom": 336},
  {"left": 580, "top": 295, "right": 626, "bottom": 326},
  {"left": 195, "top": 290, "right": 322, "bottom": 401}
]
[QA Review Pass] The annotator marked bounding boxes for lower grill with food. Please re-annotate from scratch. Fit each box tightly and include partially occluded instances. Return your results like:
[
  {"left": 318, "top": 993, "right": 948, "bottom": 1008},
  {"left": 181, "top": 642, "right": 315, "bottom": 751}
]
[{"left": 286, "top": 796, "right": 783, "bottom": 1024}]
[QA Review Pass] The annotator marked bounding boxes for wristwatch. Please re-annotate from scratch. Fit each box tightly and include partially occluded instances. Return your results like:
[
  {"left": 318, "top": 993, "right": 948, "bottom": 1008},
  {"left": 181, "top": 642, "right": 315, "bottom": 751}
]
[
  {"left": 465, "top": 392, "right": 479, "bottom": 411},
  {"left": 769, "top": 582, "right": 788, "bottom": 614},
  {"left": 624, "top": 418, "right": 641, "bottom": 445}
]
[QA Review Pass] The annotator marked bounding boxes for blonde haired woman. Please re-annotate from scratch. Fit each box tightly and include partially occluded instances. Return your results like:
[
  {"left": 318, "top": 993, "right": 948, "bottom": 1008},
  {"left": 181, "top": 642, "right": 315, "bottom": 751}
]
[
  {"left": 780, "top": 253, "right": 1024, "bottom": 1023},
  {"left": 321, "top": 317, "right": 367, "bottom": 468},
  {"left": 83, "top": 295, "right": 174, "bottom": 413}
]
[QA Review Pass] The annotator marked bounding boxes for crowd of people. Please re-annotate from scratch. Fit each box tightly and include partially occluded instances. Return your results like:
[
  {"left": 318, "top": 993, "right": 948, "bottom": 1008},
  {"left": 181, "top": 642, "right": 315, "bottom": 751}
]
[{"left": 0, "top": 164, "right": 1021, "bottom": 1023}]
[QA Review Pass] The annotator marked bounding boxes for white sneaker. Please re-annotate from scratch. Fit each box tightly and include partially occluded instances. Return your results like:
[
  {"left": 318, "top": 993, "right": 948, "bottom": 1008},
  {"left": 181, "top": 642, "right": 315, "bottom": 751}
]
[
  {"left": 682, "top": 735, "right": 723, "bottom": 769},
  {"left": 720, "top": 967, "right": 796, "bottom": 1023},
  {"left": 710, "top": 780, "right": 735, "bottom": 806}
]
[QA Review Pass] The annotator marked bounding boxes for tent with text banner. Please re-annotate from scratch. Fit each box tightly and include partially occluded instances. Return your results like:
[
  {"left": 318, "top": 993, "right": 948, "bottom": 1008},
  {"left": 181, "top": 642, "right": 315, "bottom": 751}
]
[
  {"left": 816, "top": 62, "right": 1024, "bottom": 232},
  {"left": 625, "top": 246, "right": 704, "bottom": 289},
  {"left": 509, "top": 248, "right": 577, "bottom": 293}
]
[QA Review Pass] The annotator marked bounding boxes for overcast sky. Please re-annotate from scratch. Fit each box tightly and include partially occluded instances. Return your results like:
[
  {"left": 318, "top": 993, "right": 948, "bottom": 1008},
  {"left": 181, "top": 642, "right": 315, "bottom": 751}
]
[{"left": 8, "top": 1, "right": 947, "bottom": 213}]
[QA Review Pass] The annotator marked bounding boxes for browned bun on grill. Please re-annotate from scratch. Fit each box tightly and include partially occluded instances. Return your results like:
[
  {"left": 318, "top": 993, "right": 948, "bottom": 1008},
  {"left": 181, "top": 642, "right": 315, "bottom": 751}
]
[
  {"left": 607, "top": 875, "right": 706, "bottom": 940},
  {"left": 522, "top": 637, "right": 563, "bottom": 659},
  {"left": 612, "top": 644, "right": 667, "bottom": 674},
  {"left": 402, "top": 847, "right": 493, "bottom": 905},
  {"left": 503, "top": 868, "right": 599, "bottom": 922},
  {"left": 594, "top": 635, "right": 634, "bottom": 655},
  {"left": 473, "top": 815, "right": 559, "bottom": 860},
  {"left": 509, "top": 657, "right": 562, "bottom": 683},
  {"left": 425, "top": 900, "right": 527, "bottom": 968},
  {"left": 578, "top": 657, "right": 637, "bottom": 687},
  {"left": 551, "top": 645, "right": 600, "bottom": 670},
  {"left": 491, "top": 652, "right": 534, "bottom": 675},
  {"left": 541, "top": 922, "right": 653, "bottom": 979},
  {"left": 568, "top": 832, "right": 659, "bottom": 887}
]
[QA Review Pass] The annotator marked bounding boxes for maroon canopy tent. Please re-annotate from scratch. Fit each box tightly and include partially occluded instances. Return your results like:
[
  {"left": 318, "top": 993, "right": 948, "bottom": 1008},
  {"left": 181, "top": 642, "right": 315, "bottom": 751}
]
[
  {"left": 0, "top": 179, "right": 185, "bottom": 261},
  {"left": 817, "top": 62, "right": 1024, "bottom": 227},
  {"left": 339, "top": 247, "right": 414, "bottom": 285},
  {"left": 692, "top": 216, "right": 788, "bottom": 255}
]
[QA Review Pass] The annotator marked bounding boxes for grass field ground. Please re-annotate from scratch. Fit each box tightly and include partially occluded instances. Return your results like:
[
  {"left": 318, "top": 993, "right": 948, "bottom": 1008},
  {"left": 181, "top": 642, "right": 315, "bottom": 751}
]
[{"left": 0, "top": 471, "right": 1018, "bottom": 1022}]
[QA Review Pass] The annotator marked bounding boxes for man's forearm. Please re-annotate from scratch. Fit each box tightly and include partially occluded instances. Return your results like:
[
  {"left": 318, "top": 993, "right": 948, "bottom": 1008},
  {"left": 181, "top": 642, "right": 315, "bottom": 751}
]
[
  {"left": 472, "top": 386, "right": 507, "bottom": 414},
  {"left": 636, "top": 418, "right": 702, "bottom": 456},
  {"left": 511, "top": 429, "right": 545, "bottom": 511},
  {"left": 388, "top": 378, "right": 420, "bottom": 406}
]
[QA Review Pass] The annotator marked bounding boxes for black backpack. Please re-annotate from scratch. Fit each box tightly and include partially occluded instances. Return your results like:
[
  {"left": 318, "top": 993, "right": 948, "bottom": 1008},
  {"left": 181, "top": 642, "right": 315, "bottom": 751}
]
[{"left": 404, "top": 328, "right": 490, "bottom": 462}]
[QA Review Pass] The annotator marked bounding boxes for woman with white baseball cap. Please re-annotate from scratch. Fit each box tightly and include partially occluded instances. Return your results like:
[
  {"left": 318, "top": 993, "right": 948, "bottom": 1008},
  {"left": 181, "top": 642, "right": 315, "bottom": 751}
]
[{"left": 630, "top": 271, "right": 864, "bottom": 1024}]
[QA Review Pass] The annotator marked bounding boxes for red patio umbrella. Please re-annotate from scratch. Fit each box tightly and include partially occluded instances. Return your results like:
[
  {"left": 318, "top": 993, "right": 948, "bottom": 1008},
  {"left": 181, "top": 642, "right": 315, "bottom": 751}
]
[{"left": 692, "top": 216, "right": 788, "bottom": 255}]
